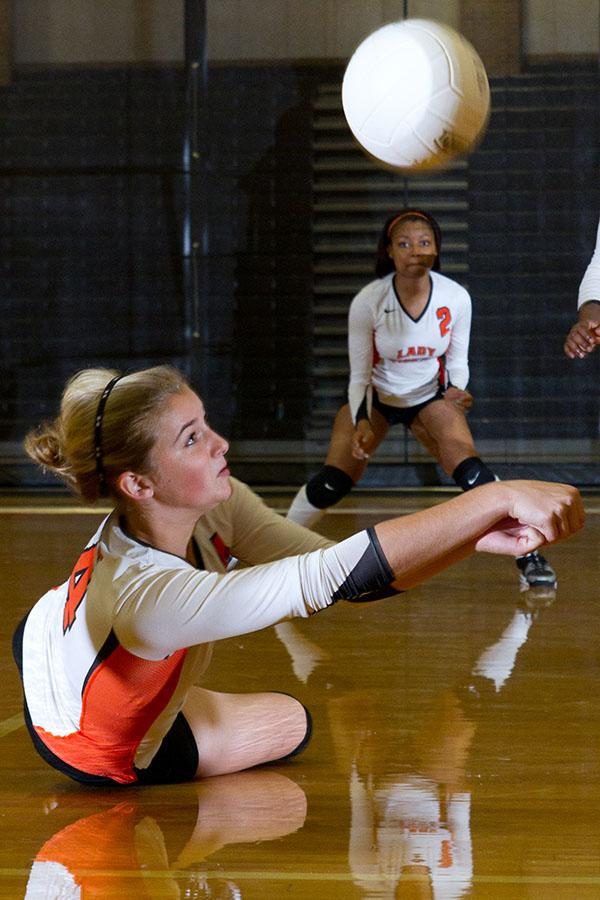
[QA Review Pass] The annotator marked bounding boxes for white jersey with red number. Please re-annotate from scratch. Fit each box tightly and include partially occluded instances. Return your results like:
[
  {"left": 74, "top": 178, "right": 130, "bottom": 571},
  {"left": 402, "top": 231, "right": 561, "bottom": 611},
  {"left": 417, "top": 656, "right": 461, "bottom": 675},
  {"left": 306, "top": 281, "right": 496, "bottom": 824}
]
[
  {"left": 348, "top": 271, "right": 472, "bottom": 421},
  {"left": 577, "top": 218, "right": 600, "bottom": 308},
  {"left": 21, "top": 479, "right": 358, "bottom": 784}
]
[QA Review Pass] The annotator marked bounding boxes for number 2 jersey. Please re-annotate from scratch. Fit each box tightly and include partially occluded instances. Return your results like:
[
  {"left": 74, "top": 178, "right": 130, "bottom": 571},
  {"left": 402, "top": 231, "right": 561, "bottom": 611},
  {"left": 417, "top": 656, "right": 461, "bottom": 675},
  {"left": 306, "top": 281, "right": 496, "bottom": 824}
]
[
  {"left": 19, "top": 478, "right": 394, "bottom": 784},
  {"left": 348, "top": 270, "right": 472, "bottom": 421}
]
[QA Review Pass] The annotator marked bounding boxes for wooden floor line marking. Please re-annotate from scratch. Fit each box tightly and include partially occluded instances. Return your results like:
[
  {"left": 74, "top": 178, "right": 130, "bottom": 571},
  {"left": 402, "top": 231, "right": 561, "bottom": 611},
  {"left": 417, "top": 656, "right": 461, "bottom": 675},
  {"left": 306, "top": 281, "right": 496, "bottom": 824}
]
[
  {"left": 0, "top": 713, "right": 24, "bottom": 737},
  {"left": 0, "top": 867, "right": 599, "bottom": 885},
  {"left": 2, "top": 503, "right": 599, "bottom": 516},
  {"left": 0, "top": 499, "right": 600, "bottom": 518},
  {"left": 0, "top": 507, "right": 111, "bottom": 515}
]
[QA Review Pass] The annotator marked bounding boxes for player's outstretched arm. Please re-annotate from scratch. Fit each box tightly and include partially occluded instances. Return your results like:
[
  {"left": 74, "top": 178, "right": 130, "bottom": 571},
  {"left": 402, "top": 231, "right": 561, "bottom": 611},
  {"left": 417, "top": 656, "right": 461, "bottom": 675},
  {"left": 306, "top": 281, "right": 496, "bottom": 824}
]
[
  {"left": 564, "top": 301, "right": 600, "bottom": 358},
  {"left": 374, "top": 480, "right": 583, "bottom": 590}
]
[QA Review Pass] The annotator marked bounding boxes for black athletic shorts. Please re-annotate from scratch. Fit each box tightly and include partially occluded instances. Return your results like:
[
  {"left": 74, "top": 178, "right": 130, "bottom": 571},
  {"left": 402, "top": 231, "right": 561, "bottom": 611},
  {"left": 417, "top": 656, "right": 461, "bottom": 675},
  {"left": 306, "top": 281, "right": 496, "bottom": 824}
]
[
  {"left": 372, "top": 387, "right": 445, "bottom": 427},
  {"left": 12, "top": 613, "right": 199, "bottom": 787}
]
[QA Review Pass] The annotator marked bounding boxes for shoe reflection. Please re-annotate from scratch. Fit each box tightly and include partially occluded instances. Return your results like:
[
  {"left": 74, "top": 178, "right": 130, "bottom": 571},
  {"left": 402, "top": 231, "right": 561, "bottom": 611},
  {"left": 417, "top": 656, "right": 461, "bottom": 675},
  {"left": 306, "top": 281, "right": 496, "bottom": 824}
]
[{"left": 26, "top": 769, "right": 306, "bottom": 899}]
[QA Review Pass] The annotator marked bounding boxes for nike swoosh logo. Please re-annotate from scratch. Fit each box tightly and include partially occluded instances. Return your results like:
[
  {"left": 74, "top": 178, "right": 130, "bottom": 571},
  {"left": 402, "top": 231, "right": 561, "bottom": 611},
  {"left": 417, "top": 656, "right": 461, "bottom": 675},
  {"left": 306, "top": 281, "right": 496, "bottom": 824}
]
[
  {"left": 467, "top": 474, "right": 479, "bottom": 486},
  {"left": 324, "top": 483, "right": 334, "bottom": 491},
  {"left": 384, "top": 308, "right": 397, "bottom": 313}
]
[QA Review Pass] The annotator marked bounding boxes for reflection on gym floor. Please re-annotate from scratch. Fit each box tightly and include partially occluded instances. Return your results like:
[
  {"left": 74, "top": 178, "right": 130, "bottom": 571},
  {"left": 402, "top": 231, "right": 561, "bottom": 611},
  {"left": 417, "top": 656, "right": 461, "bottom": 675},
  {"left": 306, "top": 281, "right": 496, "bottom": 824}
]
[
  {"left": 24, "top": 770, "right": 306, "bottom": 899},
  {"left": 1, "top": 494, "right": 599, "bottom": 898}
]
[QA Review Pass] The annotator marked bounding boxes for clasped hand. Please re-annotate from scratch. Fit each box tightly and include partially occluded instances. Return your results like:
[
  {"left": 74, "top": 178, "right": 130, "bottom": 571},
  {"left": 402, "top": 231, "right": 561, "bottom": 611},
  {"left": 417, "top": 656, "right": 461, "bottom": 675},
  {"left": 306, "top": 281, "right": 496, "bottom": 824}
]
[
  {"left": 564, "top": 319, "right": 600, "bottom": 359},
  {"left": 475, "top": 480, "right": 585, "bottom": 556},
  {"left": 443, "top": 386, "right": 473, "bottom": 410}
]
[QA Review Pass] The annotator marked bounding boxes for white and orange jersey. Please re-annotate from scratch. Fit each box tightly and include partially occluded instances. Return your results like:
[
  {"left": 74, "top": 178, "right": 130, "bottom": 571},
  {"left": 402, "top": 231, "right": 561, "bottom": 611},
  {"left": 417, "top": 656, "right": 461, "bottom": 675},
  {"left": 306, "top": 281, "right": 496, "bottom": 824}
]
[
  {"left": 578, "top": 218, "right": 600, "bottom": 308},
  {"left": 347, "top": 271, "right": 472, "bottom": 421},
  {"left": 22, "top": 479, "right": 393, "bottom": 784}
]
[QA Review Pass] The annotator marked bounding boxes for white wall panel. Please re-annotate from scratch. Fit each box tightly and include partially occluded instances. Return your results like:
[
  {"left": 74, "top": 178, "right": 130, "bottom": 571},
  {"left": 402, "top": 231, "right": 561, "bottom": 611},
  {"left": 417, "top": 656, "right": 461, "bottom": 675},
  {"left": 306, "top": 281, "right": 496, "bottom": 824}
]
[
  {"left": 207, "top": 0, "right": 458, "bottom": 61},
  {"left": 14, "top": 0, "right": 184, "bottom": 64},
  {"left": 12, "top": 0, "right": 600, "bottom": 65},
  {"left": 405, "top": 0, "right": 460, "bottom": 28},
  {"left": 525, "top": 0, "right": 599, "bottom": 56}
]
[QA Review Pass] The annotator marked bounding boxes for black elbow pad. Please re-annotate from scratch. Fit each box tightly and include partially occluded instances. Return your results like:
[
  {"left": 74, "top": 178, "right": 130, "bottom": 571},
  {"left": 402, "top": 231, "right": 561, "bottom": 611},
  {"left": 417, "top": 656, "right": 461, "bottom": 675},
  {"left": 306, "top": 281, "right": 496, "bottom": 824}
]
[{"left": 331, "top": 528, "right": 400, "bottom": 603}]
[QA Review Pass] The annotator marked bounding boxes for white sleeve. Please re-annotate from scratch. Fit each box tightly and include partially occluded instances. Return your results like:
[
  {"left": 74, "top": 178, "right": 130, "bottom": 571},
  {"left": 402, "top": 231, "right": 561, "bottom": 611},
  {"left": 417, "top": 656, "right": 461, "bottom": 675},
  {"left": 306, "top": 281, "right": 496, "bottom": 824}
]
[
  {"left": 115, "top": 530, "right": 394, "bottom": 659},
  {"left": 577, "top": 219, "right": 600, "bottom": 309},
  {"left": 348, "top": 286, "right": 376, "bottom": 423},
  {"left": 443, "top": 288, "right": 471, "bottom": 390}
]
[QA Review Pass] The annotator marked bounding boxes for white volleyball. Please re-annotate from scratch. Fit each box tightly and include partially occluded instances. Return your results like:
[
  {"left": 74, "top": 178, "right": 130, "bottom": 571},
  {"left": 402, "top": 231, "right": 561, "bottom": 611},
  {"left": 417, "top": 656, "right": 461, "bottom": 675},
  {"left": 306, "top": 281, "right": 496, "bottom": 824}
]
[{"left": 341, "top": 18, "right": 491, "bottom": 172}]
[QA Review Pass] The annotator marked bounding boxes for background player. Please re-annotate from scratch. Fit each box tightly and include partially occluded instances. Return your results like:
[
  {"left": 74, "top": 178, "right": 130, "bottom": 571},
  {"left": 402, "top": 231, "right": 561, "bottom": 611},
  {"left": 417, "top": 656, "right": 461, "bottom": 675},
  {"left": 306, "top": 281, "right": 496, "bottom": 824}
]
[
  {"left": 564, "top": 217, "right": 600, "bottom": 358},
  {"left": 13, "top": 364, "right": 583, "bottom": 786},
  {"left": 287, "top": 209, "right": 557, "bottom": 591}
]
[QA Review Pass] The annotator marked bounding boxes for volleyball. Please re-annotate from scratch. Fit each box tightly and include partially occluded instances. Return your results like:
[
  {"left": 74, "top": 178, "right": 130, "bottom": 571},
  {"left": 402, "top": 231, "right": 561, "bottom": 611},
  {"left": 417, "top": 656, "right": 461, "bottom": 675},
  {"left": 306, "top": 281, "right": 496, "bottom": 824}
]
[{"left": 341, "top": 18, "right": 490, "bottom": 173}]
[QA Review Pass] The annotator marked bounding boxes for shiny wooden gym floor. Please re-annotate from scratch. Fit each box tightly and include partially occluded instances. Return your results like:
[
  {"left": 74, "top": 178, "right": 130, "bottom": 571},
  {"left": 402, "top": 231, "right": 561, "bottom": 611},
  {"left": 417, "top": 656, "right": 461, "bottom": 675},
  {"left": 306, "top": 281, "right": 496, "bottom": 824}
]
[{"left": 1, "top": 488, "right": 600, "bottom": 899}]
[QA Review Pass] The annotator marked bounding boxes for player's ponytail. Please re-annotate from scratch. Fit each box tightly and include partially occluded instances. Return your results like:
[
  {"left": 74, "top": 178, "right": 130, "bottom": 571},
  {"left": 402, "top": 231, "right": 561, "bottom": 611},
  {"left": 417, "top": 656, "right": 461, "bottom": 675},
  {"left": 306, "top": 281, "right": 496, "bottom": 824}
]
[
  {"left": 24, "top": 365, "right": 189, "bottom": 503},
  {"left": 24, "top": 418, "right": 75, "bottom": 491}
]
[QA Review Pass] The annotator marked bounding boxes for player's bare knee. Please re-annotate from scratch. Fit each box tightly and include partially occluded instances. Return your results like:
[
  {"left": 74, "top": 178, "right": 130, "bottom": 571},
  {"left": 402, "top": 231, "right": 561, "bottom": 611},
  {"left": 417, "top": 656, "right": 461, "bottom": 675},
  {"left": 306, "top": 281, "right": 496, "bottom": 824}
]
[{"left": 273, "top": 695, "right": 313, "bottom": 762}]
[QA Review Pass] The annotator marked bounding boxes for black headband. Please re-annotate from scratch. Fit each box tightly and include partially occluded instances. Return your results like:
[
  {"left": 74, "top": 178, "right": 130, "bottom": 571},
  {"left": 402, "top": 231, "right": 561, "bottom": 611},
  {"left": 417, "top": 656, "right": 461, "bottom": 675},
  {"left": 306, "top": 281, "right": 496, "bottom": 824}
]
[{"left": 94, "top": 374, "right": 124, "bottom": 494}]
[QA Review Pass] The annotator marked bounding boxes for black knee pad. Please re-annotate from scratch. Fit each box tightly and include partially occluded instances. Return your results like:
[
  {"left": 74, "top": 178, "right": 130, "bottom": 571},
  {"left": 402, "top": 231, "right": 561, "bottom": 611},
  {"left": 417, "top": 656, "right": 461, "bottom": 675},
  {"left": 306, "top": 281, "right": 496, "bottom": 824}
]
[
  {"left": 452, "top": 456, "right": 497, "bottom": 491},
  {"left": 305, "top": 465, "right": 354, "bottom": 508}
]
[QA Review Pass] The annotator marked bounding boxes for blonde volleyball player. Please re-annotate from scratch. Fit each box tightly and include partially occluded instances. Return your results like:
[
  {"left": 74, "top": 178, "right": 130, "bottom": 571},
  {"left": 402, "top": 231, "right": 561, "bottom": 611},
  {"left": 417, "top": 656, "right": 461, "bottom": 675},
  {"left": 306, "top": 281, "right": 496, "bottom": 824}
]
[
  {"left": 564, "top": 217, "right": 600, "bottom": 358},
  {"left": 288, "top": 209, "right": 557, "bottom": 590},
  {"left": 13, "top": 365, "right": 582, "bottom": 785}
]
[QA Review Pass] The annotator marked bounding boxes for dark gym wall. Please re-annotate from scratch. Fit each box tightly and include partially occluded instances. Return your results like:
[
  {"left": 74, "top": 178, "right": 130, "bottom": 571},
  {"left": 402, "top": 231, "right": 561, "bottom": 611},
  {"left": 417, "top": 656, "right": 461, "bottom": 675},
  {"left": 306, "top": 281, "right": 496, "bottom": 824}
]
[
  {"left": 0, "top": 63, "right": 326, "bottom": 488},
  {"left": 467, "top": 71, "right": 600, "bottom": 447},
  {"left": 0, "top": 62, "right": 598, "bottom": 488},
  {"left": 0, "top": 67, "right": 188, "bottom": 437}
]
